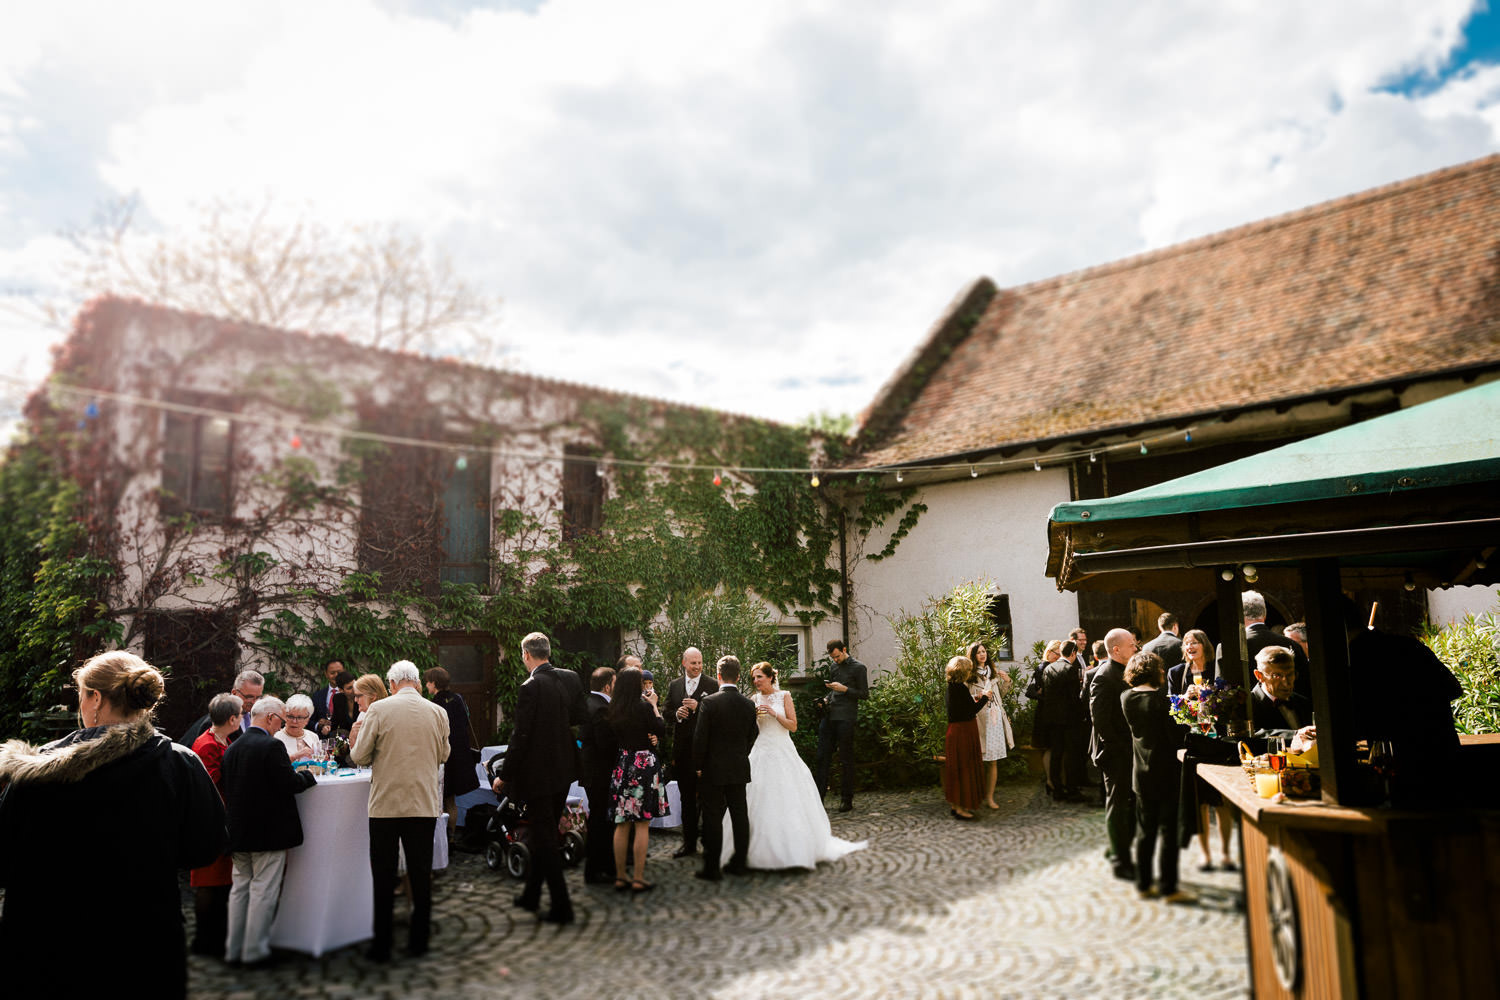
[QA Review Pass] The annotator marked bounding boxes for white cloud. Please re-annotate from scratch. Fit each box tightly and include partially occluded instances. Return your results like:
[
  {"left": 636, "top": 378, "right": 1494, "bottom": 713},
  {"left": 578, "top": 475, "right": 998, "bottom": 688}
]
[{"left": 1, "top": 0, "right": 1498, "bottom": 425}]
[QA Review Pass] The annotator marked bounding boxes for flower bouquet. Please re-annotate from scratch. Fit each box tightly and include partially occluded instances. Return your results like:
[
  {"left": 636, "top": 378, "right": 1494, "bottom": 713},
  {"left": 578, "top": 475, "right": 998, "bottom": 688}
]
[{"left": 1169, "top": 677, "right": 1245, "bottom": 735}]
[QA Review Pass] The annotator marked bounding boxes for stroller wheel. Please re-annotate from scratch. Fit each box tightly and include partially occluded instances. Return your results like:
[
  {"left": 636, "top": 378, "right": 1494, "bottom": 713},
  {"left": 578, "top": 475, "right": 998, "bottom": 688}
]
[
  {"left": 485, "top": 841, "right": 505, "bottom": 871},
  {"left": 506, "top": 841, "right": 531, "bottom": 880},
  {"left": 560, "top": 829, "right": 585, "bottom": 867}
]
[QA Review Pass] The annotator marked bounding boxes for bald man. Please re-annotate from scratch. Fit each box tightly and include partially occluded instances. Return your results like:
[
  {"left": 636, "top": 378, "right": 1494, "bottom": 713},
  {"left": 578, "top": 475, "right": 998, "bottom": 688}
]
[
  {"left": 665, "top": 647, "right": 718, "bottom": 857},
  {"left": 1089, "top": 628, "right": 1139, "bottom": 881}
]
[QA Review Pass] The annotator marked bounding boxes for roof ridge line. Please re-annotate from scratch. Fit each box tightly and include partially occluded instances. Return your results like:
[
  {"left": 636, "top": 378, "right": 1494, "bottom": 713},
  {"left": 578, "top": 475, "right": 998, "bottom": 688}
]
[{"left": 1011, "top": 152, "right": 1500, "bottom": 294}]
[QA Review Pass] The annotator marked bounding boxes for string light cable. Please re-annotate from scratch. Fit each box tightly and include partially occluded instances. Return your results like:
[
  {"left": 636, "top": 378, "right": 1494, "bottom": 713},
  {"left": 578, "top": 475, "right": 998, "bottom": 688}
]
[{"left": 6, "top": 372, "right": 1199, "bottom": 482}]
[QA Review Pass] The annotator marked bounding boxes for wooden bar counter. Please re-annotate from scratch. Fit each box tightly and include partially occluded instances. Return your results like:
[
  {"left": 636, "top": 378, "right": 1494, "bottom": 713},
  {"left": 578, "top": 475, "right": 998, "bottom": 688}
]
[{"left": 1196, "top": 760, "right": 1500, "bottom": 999}]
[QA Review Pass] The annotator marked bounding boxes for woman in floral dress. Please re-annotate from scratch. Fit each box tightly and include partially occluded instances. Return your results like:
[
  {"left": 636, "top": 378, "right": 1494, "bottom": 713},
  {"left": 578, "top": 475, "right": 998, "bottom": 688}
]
[{"left": 606, "top": 666, "right": 668, "bottom": 891}]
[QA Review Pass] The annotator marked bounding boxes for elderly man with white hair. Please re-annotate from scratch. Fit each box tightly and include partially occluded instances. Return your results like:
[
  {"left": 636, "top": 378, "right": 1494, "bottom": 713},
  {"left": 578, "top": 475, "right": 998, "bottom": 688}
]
[
  {"left": 221, "top": 695, "right": 317, "bottom": 967},
  {"left": 349, "top": 659, "right": 450, "bottom": 962}
]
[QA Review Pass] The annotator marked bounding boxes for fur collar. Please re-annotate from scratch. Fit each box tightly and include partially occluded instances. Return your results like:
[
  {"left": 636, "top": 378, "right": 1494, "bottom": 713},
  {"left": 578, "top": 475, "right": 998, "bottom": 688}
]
[{"left": 0, "top": 716, "right": 159, "bottom": 787}]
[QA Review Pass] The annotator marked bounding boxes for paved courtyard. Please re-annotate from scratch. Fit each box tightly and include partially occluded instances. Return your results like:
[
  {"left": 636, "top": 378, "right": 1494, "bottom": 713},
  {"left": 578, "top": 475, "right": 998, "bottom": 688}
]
[{"left": 186, "top": 780, "right": 1248, "bottom": 1000}]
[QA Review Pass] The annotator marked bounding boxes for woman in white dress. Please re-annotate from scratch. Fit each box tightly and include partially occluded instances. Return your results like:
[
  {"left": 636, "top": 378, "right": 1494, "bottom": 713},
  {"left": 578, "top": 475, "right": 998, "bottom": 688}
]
[
  {"left": 723, "top": 662, "right": 867, "bottom": 871},
  {"left": 967, "top": 642, "right": 1014, "bottom": 810}
]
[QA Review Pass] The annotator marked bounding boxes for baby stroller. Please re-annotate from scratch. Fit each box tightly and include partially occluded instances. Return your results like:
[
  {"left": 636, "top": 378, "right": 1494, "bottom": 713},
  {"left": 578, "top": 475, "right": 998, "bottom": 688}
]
[{"left": 482, "top": 751, "right": 586, "bottom": 879}]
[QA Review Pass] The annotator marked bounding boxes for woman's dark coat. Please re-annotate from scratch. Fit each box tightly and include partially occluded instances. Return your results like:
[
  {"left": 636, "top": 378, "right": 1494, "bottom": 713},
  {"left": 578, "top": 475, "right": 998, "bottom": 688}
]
[{"left": 0, "top": 717, "right": 227, "bottom": 1000}]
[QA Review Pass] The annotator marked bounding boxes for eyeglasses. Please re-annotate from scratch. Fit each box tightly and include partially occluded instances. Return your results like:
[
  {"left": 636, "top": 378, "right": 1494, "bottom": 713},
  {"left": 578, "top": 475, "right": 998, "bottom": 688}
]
[{"left": 286, "top": 714, "right": 310, "bottom": 722}]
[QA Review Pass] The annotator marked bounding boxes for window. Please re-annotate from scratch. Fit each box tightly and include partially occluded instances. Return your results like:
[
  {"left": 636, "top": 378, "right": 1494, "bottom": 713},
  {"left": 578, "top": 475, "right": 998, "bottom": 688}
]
[
  {"left": 562, "top": 445, "right": 605, "bottom": 540},
  {"left": 776, "top": 627, "right": 807, "bottom": 673},
  {"left": 161, "top": 391, "right": 234, "bottom": 518},
  {"left": 987, "top": 594, "right": 1014, "bottom": 660}
]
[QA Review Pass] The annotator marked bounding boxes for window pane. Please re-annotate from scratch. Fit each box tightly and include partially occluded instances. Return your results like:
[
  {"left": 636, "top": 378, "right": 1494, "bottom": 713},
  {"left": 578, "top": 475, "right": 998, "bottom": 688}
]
[
  {"left": 438, "top": 643, "right": 487, "bottom": 685},
  {"left": 988, "top": 595, "right": 1014, "bottom": 660},
  {"left": 195, "top": 416, "right": 232, "bottom": 514},
  {"left": 161, "top": 413, "right": 193, "bottom": 509}
]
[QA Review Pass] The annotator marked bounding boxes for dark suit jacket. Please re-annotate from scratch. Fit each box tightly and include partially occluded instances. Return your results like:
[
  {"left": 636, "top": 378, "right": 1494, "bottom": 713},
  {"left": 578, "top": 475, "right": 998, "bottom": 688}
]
[
  {"left": 1142, "top": 630, "right": 1183, "bottom": 670},
  {"left": 1250, "top": 684, "right": 1313, "bottom": 734},
  {"left": 1166, "top": 661, "right": 1216, "bottom": 696},
  {"left": 1121, "top": 688, "right": 1184, "bottom": 800},
  {"left": 581, "top": 692, "right": 615, "bottom": 786},
  {"left": 221, "top": 726, "right": 317, "bottom": 852},
  {"left": 665, "top": 674, "right": 719, "bottom": 764},
  {"left": 692, "top": 684, "right": 758, "bottom": 785},
  {"left": 501, "top": 662, "right": 587, "bottom": 801},
  {"left": 1037, "top": 658, "right": 1086, "bottom": 728},
  {"left": 1088, "top": 659, "right": 1131, "bottom": 769},
  {"left": 309, "top": 683, "right": 338, "bottom": 732},
  {"left": 825, "top": 657, "right": 869, "bottom": 722}
]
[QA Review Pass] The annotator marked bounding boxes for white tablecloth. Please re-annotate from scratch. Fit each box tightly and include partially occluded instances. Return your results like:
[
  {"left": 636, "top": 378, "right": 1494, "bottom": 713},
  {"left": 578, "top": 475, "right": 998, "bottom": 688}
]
[
  {"left": 270, "top": 771, "right": 374, "bottom": 957},
  {"left": 269, "top": 770, "right": 451, "bottom": 957}
]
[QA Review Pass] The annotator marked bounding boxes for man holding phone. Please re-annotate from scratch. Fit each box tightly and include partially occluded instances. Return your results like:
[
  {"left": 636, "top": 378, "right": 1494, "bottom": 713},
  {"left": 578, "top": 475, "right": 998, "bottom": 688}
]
[{"left": 814, "top": 639, "right": 868, "bottom": 813}]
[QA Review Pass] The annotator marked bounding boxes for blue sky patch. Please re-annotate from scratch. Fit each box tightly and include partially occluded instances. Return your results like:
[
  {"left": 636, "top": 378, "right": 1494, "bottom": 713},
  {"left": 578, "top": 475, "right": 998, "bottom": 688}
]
[{"left": 1379, "top": 2, "right": 1500, "bottom": 96}]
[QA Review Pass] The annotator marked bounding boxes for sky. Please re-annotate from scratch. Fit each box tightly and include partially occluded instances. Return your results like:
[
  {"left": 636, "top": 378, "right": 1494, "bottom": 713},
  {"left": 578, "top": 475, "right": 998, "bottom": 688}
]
[{"left": 2, "top": 0, "right": 1499, "bottom": 427}]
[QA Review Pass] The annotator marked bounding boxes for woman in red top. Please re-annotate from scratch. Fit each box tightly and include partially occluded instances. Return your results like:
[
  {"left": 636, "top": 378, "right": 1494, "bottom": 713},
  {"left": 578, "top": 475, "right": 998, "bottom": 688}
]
[{"left": 189, "top": 692, "right": 244, "bottom": 956}]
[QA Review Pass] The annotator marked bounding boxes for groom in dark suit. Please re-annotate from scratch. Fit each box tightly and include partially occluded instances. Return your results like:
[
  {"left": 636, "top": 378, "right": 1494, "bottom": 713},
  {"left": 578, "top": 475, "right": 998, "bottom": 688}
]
[{"left": 692, "top": 655, "right": 758, "bottom": 881}]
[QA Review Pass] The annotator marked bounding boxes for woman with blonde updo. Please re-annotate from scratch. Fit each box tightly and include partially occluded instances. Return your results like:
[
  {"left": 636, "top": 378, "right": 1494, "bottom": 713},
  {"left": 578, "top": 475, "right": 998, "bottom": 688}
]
[
  {"left": 942, "top": 655, "right": 990, "bottom": 820},
  {"left": 0, "top": 651, "right": 227, "bottom": 999}
]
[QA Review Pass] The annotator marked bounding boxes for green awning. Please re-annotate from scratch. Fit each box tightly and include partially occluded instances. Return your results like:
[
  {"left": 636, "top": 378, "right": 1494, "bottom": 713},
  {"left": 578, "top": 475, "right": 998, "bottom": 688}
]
[{"left": 1050, "top": 379, "right": 1500, "bottom": 525}]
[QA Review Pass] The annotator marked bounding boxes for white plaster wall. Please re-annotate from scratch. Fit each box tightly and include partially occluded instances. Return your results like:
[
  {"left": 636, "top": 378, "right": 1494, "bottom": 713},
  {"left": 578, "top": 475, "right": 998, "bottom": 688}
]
[
  {"left": 847, "top": 468, "right": 1080, "bottom": 675},
  {"left": 1428, "top": 584, "right": 1500, "bottom": 625}
]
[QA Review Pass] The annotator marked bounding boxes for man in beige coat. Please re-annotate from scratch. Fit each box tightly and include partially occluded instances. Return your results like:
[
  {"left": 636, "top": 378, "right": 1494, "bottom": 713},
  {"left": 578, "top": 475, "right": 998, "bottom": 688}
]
[{"left": 350, "top": 659, "right": 449, "bottom": 961}]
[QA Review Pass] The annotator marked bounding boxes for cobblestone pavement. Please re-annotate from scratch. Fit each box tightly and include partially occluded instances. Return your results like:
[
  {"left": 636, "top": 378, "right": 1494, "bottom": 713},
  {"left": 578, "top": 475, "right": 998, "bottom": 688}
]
[{"left": 185, "top": 781, "right": 1248, "bottom": 1000}]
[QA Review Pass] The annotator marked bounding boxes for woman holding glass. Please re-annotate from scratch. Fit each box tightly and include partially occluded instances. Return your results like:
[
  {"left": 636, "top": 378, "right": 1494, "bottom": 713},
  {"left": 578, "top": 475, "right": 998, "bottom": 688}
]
[{"left": 942, "top": 655, "right": 990, "bottom": 820}]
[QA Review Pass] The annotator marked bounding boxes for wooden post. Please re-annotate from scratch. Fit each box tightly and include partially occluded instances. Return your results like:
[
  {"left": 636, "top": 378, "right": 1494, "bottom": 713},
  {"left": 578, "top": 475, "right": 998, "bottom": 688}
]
[
  {"left": 1215, "top": 567, "right": 1245, "bottom": 687},
  {"left": 1301, "top": 558, "right": 1369, "bottom": 806}
]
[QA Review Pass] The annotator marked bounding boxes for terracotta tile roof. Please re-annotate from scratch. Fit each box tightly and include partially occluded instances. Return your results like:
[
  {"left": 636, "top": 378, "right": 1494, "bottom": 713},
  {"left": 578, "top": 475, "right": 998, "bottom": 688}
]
[{"left": 852, "top": 154, "right": 1500, "bottom": 469}]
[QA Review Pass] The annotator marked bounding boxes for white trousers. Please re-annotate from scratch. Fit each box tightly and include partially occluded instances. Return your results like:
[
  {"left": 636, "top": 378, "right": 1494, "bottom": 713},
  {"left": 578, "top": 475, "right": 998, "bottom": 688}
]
[{"left": 226, "top": 850, "right": 287, "bottom": 963}]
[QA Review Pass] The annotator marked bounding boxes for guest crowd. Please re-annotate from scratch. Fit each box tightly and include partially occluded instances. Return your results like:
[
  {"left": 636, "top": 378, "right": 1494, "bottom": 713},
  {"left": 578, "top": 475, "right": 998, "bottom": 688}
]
[
  {"left": 0, "top": 586, "right": 1465, "bottom": 994},
  {"left": 0, "top": 632, "right": 872, "bottom": 994}
]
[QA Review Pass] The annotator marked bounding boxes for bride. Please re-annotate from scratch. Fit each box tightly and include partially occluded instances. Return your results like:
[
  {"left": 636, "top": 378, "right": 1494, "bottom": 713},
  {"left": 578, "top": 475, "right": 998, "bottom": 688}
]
[{"left": 721, "top": 662, "right": 866, "bottom": 870}]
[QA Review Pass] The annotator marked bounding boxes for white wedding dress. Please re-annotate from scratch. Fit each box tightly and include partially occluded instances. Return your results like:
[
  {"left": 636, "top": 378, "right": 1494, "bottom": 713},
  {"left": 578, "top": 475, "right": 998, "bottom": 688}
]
[{"left": 721, "top": 689, "right": 867, "bottom": 870}]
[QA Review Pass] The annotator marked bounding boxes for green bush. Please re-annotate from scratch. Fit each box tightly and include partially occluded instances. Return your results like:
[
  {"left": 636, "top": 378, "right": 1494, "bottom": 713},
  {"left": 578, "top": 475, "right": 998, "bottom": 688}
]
[
  {"left": 856, "top": 578, "right": 1032, "bottom": 787},
  {"left": 1424, "top": 606, "right": 1500, "bottom": 735}
]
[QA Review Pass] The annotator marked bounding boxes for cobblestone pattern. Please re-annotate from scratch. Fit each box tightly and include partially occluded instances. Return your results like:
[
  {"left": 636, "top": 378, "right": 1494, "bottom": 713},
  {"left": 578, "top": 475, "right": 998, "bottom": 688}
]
[{"left": 182, "top": 782, "right": 1248, "bottom": 1000}]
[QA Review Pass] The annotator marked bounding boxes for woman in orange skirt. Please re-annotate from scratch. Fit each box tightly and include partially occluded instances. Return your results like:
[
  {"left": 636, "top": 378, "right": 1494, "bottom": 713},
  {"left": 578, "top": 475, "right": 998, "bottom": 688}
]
[{"left": 942, "top": 656, "right": 990, "bottom": 820}]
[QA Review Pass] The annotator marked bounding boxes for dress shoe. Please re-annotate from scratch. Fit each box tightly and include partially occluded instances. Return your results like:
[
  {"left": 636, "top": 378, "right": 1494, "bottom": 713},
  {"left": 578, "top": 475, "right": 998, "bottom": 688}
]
[
  {"left": 723, "top": 862, "right": 749, "bottom": 876},
  {"left": 1163, "top": 889, "right": 1197, "bottom": 905},
  {"left": 1113, "top": 863, "right": 1137, "bottom": 881},
  {"left": 541, "top": 908, "right": 576, "bottom": 925},
  {"left": 838, "top": 802, "right": 854, "bottom": 813},
  {"left": 364, "top": 946, "right": 392, "bottom": 963},
  {"left": 694, "top": 869, "right": 723, "bottom": 882},
  {"left": 671, "top": 846, "right": 698, "bottom": 859},
  {"left": 406, "top": 944, "right": 430, "bottom": 958},
  {"left": 512, "top": 893, "right": 539, "bottom": 912}
]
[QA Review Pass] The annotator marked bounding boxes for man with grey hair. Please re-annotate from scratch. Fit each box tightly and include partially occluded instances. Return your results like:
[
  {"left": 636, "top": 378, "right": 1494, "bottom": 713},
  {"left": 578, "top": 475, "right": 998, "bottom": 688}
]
[
  {"left": 179, "top": 668, "right": 265, "bottom": 746},
  {"left": 1221, "top": 590, "right": 1311, "bottom": 700},
  {"left": 497, "top": 631, "right": 587, "bottom": 924},
  {"left": 1089, "top": 628, "right": 1138, "bottom": 881},
  {"left": 351, "top": 659, "right": 451, "bottom": 960},
  {"left": 222, "top": 695, "right": 317, "bottom": 967}
]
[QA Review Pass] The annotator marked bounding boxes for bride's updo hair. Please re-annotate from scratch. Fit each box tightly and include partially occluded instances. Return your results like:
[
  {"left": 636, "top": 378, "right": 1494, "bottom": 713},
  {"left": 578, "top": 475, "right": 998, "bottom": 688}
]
[
  {"left": 751, "top": 662, "right": 776, "bottom": 683},
  {"left": 73, "top": 651, "right": 166, "bottom": 718}
]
